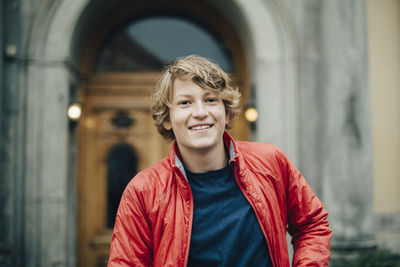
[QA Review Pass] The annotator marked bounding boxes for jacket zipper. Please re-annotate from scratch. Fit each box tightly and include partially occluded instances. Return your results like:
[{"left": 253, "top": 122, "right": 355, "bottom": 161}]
[
  {"left": 183, "top": 190, "right": 193, "bottom": 267},
  {"left": 175, "top": 169, "right": 194, "bottom": 267},
  {"left": 232, "top": 162, "right": 277, "bottom": 267}
]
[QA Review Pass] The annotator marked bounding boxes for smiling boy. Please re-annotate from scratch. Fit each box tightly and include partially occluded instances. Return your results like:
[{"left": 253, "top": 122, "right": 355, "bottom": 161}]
[
  {"left": 162, "top": 78, "right": 230, "bottom": 173},
  {"left": 108, "top": 55, "right": 332, "bottom": 266}
]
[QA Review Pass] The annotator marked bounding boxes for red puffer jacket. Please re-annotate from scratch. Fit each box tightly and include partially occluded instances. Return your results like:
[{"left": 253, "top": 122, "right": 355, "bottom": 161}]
[{"left": 108, "top": 133, "right": 332, "bottom": 266}]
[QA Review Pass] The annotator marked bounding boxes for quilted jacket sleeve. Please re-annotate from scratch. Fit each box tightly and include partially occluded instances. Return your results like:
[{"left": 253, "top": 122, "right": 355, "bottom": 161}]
[
  {"left": 281, "top": 151, "right": 332, "bottom": 266},
  {"left": 108, "top": 183, "right": 153, "bottom": 266}
]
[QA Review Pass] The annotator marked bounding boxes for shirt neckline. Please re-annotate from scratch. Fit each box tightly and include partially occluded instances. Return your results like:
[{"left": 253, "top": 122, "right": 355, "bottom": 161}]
[{"left": 185, "top": 162, "right": 230, "bottom": 179}]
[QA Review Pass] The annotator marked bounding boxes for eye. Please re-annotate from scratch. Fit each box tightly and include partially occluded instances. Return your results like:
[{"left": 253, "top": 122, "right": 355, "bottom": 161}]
[
  {"left": 178, "top": 100, "right": 190, "bottom": 106},
  {"left": 206, "top": 97, "right": 218, "bottom": 103}
]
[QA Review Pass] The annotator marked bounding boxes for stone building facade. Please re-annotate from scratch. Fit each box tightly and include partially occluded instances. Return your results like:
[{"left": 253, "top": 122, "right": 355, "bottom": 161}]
[{"left": 1, "top": 0, "right": 399, "bottom": 266}]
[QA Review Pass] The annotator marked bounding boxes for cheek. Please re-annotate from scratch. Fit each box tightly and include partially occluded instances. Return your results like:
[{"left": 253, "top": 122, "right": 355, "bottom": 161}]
[
  {"left": 165, "top": 110, "right": 185, "bottom": 130},
  {"left": 219, "top": 106, "right": 229, "bottom": 124}
]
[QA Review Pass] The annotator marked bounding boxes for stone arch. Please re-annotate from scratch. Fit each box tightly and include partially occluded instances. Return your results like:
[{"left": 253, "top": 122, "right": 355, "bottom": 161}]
[
  {"left": 205, "top": 0, "right": 299, "bottom": 160},
  {"left": 23, "top": 0, "right": 298, "bottom": 265},
  {"left": 239, "top": 0, "right": 299, "bottom": 160}
]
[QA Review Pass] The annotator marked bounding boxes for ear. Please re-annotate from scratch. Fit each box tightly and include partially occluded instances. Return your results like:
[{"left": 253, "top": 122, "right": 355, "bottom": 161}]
[
  {"left": 163, "top": 120, "right": 172, "bottom": 130},
  {"left": 225, "top": 112, "right": 230, "bottom": 125}
]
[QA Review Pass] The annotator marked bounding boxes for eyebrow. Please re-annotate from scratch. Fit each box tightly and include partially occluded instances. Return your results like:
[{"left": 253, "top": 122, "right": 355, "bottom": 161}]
[
  {"left": 173, "top": 88, "right": 220, "bottom": 102},
  {"left": 174, "top": 91, "right": 216, "bottom": 97},
  {"left": 174, "top": 94, "right": 192, "bottom": 98}
]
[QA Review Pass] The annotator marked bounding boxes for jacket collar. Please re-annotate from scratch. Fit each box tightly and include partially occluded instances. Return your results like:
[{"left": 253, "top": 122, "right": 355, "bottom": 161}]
[{"left": 169, "top": 132, "right": 244, "bottom": 180}]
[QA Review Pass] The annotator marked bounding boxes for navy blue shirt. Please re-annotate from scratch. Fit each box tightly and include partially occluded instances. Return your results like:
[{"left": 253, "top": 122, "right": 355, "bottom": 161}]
[{"left": 185, "top": 163, "right": 272, "bottom": 267}]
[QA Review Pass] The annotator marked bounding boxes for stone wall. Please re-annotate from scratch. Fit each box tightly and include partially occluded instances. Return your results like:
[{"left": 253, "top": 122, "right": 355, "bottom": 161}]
[
  {"left": 1, "top": 0, "right": 396, "bottom": 266},
  {"left": 1, "top": 1, "right": 69, "bottom": 265},
  {"left": 1, "top": 1, "right": 25, "bottom": 265}
]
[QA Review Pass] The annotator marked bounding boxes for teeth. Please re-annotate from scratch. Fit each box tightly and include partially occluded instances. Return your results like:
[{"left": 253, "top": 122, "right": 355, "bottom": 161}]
[{"left": 191, "top": 125, "right": 211, "bottom": 130}]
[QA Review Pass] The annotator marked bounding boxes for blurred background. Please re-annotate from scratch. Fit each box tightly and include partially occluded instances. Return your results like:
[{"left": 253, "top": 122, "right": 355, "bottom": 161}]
[{"left": 0, "top": 0, "right": 399, "bottom": 266}]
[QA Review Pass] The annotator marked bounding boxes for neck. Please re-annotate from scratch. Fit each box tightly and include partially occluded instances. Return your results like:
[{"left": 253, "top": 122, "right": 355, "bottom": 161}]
[{"left": 178, "top": 143, "right": 228, "bottom": 173}]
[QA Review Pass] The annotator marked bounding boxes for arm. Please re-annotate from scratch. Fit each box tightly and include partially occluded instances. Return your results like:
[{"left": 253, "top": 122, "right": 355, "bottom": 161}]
[
  {"left": 283, "top": 153, "right": 332, "bottom": 266},
  {"left": 108, "top": 184, "right": 153, "bottom": 267}
]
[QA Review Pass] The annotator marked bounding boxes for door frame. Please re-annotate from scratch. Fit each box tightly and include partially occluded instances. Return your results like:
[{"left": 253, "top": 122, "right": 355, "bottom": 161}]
[
  {"left": 77, "top": 1, "right": 250, "bottom": 266},
  {"left": 23, "top": 0, "right": 297, "bottom": 264}
]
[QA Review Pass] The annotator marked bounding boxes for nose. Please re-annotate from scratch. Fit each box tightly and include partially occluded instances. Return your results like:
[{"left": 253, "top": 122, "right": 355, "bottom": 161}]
[{"left": 192, "top": 102, "right": 208, "bottom": 118}]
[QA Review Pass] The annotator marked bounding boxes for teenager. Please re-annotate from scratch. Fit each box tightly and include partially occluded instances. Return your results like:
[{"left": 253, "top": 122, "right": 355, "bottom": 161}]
[{"left": 108, "top": 55, "right": 332, "bottom": 266}]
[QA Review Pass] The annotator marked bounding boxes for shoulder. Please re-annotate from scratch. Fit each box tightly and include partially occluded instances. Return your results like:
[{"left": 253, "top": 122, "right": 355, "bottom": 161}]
[
  {"left": 236, "top": 141, "right": 286, "bottom": 160},
  {"left": 235, "top": 140, "right": 289, "bottom": 172},
  {"left": 124, "top": 156, "right": 172, "bottom": 199},
  {"left": 236, "top": 140, "right": 279, "bottom": 153}
]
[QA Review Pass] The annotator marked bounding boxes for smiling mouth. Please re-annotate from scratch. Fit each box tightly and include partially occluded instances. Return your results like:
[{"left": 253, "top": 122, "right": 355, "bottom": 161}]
[{"left": 189, "top": 125, "right": 213, "bottom": 130}]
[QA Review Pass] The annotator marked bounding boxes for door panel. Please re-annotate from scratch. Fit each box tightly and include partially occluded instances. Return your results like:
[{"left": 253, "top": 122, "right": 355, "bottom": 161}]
[
  {"left": 78, "top": 3, "right": 249, "bottom": 266},
  {"left": 78, "top": 73, "right": 170, "bottom": 266}
]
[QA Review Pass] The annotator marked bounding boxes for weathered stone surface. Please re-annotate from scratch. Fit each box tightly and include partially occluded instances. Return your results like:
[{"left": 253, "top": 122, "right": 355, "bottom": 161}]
[
  {"left": 0, "top": 0, "right": 387, "bottom": 265},
  {"left": 291, "top": 0, "right": 376, "bottom": 254}
]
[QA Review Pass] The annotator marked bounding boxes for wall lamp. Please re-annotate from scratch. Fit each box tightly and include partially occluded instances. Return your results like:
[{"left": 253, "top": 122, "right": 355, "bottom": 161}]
[
  {"left": 244, "top": 107, "right": 258, "bottom": 123},
  {"left": 68, "top": 103, "right": 82, "bottom": 121},
  {"left": 244, "top": 106, "right": 258, "bottom": 133}
]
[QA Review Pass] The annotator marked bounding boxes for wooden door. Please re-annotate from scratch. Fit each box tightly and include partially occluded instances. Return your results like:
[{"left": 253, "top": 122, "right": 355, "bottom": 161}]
[
  {"left": 77, "top": 4, "right": 250, "bottom": 265},
  {"left": 77, "top": 72, "right": 170, "bottom": 267}
]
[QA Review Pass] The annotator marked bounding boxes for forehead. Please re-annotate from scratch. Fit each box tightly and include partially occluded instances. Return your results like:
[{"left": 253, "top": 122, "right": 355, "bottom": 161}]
[{"left": 171, "top": 78, "right": 217, "bottom": 97}]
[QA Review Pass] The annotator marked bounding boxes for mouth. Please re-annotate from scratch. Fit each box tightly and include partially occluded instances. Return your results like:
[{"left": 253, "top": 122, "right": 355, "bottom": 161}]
[{"left": 189, "top": 124, "right": 213, "bottom": 131}]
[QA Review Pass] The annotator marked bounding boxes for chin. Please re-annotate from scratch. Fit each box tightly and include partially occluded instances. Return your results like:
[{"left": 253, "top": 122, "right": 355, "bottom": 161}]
[{"left": 187, "top": 140, "right": 216, "bottom": 150}]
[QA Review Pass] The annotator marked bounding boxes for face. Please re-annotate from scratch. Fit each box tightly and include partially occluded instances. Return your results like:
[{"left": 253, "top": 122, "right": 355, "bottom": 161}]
[{"left": 163, "top": 78, "right": 229, "bottom": 155}]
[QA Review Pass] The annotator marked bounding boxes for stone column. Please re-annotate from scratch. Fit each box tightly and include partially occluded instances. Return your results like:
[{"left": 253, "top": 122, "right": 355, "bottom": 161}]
[
  {"left": 296, "top": 0, "right": 376, "bottom": 261},
  {"left": 1, "top": 1, "right": 26, "bottom": 265}
]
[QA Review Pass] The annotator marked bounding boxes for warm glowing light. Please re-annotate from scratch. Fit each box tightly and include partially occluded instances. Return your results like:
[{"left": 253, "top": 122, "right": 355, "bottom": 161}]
[
  {"left": 245, "top": 107, "right": 258, "bottom": 122},
  {"left": 68, "top": 103, "right": 82, "bottom": 121}
]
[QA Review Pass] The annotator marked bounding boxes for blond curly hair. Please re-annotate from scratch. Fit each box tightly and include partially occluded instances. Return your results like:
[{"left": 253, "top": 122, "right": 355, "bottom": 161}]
[{"left": 151, "top": 55, "right": 241, "bottom": 140}]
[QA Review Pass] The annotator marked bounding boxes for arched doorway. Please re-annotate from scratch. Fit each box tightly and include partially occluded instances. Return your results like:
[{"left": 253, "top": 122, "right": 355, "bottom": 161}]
[
  {"left": 23, "top": 0, "right": 300, "bottom": 264},
  {"left": 77, "top": 1, "right": 249, "bottom": 266}
]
